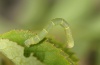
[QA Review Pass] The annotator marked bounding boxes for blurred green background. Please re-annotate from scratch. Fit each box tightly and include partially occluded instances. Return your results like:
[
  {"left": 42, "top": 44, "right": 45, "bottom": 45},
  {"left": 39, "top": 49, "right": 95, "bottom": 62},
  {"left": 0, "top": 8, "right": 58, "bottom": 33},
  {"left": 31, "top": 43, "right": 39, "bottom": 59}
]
[{"left": 0, "top": 0, "right": 100, "bottom": 65}]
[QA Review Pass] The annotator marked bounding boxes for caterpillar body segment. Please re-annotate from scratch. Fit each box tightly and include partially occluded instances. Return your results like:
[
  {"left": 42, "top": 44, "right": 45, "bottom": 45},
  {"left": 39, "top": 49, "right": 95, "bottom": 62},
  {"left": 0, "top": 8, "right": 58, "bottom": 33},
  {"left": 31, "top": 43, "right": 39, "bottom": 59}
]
[{"left": 25, "top": 18, "right": 74, "bottom": 48}]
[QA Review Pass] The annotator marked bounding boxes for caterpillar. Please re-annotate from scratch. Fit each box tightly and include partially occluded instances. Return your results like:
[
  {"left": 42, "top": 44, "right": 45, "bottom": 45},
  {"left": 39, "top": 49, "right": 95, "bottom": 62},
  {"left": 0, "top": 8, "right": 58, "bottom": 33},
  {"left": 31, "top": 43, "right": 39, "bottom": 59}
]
[{"left": 25, "top": 18, "right": 74, "bottom": 48}]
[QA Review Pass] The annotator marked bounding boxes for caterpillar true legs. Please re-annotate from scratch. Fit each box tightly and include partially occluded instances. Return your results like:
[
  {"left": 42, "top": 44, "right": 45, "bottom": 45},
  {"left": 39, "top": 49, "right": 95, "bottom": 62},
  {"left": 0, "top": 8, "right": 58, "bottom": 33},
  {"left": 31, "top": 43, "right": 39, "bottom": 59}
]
[{"left": 25, "top": 18, "right": 74, "bottom": 48}]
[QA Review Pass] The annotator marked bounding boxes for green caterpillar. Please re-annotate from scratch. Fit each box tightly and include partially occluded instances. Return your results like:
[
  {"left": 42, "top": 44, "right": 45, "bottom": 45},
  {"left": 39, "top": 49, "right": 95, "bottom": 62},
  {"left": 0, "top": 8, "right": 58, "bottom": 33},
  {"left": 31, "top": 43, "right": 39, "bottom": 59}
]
[{"left": 25, "top": 18, "right": 74, "bottom": 48}]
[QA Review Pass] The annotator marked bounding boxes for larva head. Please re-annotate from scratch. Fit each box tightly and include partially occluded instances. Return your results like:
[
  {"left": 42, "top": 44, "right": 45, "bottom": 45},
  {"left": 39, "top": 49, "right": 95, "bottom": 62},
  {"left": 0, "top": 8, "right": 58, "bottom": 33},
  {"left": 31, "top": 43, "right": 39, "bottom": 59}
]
[
  {"left": 65, "top": 29, "right": 74, "bottom": 48},
  {"left": 67, "top": 41, "right": 74, "bottom": 48}
]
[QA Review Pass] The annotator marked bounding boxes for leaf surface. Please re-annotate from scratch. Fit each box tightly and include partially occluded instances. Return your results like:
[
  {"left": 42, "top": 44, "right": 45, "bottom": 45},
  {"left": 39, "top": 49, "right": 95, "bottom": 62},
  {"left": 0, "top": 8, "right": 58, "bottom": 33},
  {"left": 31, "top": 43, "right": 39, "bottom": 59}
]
[
  {"left": 0, "top": 39, "right": 45, "bottom": 65},
  {"left": 0, "top": 30, "right": 78, "bottom": 65}
]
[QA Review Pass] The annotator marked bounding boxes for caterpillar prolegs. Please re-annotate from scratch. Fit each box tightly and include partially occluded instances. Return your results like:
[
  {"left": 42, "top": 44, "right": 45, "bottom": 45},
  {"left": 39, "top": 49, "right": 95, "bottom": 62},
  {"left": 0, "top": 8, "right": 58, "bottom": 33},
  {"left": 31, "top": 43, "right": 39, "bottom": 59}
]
[{"left": 25, "top": 18, "right": 74, "bottom": 48}]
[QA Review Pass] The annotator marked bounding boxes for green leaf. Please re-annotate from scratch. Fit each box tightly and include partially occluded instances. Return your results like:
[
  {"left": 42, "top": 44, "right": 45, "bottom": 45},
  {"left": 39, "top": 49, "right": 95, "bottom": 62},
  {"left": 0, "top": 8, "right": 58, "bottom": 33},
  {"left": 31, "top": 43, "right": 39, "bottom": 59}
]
[
  {"left": 47, "top": 38, "right": 78, "bottom": 64},
  {"left": 0, "top": 39, "right": 45, "bottom": 65},
  {"left": 0, "top": 30, "right": 35, "bottom": 46},
  {"left": 0, "top": 30, "right": 78, "bottom": 65},
  {"left": 24, "top": 41, "right": 73, "bottom": 65}
]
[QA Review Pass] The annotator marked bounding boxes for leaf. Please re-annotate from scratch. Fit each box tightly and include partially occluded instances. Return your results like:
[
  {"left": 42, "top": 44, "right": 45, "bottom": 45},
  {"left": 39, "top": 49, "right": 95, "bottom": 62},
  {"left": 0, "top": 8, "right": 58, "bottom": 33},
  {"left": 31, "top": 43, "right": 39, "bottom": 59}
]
[
  {"left": 24, "top": 41, "right": 76, "bottom": 65},
  {"left": 0, "top": 39, "right": 45, "bottom": 65},
  {"left": 0, "top": 30, "right": 78, "bottom": 65},
  {"left": 0, "top": 30, "right": 35, "bottom": 46},
  {"left": 46, "top": 38, "right": 78, "bottom": 64}
]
